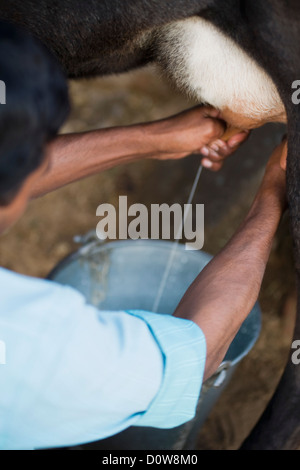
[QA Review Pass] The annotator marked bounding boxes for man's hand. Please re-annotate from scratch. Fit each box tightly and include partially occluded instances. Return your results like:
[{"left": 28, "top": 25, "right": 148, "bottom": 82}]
[
  {"left": 200, "top": 129, "right": 250, "bottom": 171},
  {"left": 264, "top": 138, "right": 288, "bottom": 178},
  {"left": 147, "top": 106, "right": 249, "bottom": 169},
  {"left": 257, "top": 138, "right": 288, "bottom": 210},
  {"left": 31, "top": 106, "right": 251, "bottom": 199}
]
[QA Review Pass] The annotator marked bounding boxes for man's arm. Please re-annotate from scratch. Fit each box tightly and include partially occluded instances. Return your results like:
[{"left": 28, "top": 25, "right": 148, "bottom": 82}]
[
  {"left": 30, "top": 107, "right": 248, "bottom": 199},
  {"left": 174, "top": 141, "right": 287, "bottom": 381}
]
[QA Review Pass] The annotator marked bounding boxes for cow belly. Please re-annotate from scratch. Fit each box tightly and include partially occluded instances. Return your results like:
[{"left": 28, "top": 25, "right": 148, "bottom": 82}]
[{"left": 155, "top": 17, "right": 286, "bottom": 129}]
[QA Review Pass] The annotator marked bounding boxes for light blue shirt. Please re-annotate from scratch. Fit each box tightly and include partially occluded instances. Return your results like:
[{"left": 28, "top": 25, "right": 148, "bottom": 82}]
[{"left": 0, "top": 267, "right": 206, "bottom": 450}]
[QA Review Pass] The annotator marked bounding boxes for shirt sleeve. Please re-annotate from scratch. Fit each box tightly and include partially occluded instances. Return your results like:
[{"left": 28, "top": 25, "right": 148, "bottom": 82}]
[{"left": 126, "top": 310, "right": 206, "bottom": 429}]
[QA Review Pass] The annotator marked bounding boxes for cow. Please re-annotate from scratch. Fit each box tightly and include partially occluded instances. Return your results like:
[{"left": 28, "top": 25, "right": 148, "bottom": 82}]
[{"left": 0, "top": 0, "right": 300, "bottom": 450}]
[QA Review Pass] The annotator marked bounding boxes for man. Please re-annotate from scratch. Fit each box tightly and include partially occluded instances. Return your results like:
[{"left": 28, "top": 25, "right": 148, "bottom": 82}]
[{"left": 0, "top": 22, "right": 287, "bottom": 449}]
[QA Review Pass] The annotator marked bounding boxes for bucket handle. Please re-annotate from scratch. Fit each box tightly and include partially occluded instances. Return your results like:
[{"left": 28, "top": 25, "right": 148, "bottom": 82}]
[
  {"left": 73, "top": 229, "right": 100, "bottom": 246},
  {"left": 207, "top": 360, "right": 232, "bottom": 388}
]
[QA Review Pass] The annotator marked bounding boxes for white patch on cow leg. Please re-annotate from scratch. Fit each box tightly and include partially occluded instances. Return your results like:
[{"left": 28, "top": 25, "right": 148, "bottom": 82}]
[{"left": 155, "top": 17, "right": 284, "bottom": 122}]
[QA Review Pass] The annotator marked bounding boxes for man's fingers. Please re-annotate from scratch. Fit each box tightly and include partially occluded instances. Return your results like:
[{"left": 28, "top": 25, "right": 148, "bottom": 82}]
[
  {"left": 201, "top": 157, "right": 223, "bottom": 171},
  {"left": 200, "top": 129, "right": 251, "bottom": 171},
  {"left": 203, "top": 119, "right": 227, "bottom": 145},
  {"left": 200, "top": 139, "right": 233, "bottom": 160},
  {"left": 226, "top": 130, "right": 250, "bottom": 148},
  {"left": 200, "top": 146, "right": 225, "bottom": 161}
]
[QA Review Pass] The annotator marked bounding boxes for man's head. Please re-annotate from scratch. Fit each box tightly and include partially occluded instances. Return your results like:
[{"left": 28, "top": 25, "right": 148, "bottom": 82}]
[{"left": 0, "top": 21, "right": 69, "bottom": 231}]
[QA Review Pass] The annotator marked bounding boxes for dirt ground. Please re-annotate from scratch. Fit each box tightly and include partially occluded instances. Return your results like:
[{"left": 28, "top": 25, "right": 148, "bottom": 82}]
[{"left": 0, "top": 65, "right": 296, "bottom": 450}]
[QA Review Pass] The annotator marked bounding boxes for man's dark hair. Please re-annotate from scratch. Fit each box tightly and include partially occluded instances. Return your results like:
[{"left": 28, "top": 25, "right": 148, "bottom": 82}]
[{"left": 0, "top": 21, "right": 70, "bottom": 205}]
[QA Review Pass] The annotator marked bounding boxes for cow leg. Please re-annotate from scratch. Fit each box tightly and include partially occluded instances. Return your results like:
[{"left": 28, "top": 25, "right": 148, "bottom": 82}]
[
  {"left": 241, "top": 113, "right": 300, "bottom": 449},
  {"left": 238, "top": 0, "right": 300, "bottom": 450}
]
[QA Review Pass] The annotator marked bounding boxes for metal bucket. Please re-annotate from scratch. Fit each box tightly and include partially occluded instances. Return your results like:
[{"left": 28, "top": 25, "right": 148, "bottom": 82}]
[{"left": 48, "top": 237, "right": 261, "bottom": 450}]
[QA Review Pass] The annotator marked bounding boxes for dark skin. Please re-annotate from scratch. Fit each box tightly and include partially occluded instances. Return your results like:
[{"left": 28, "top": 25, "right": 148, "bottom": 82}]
[
  {"left": 1, "top": 106, "right": 246, "bottom": 227},
  {"left": 0, "top": 106, "right": 287, "bottom": 381},
  {"left": 175, "top": 140, "right": 287, "bottom": 380},
  {"left": 30, "top": 106, "right": 249, "bottom": 199}
]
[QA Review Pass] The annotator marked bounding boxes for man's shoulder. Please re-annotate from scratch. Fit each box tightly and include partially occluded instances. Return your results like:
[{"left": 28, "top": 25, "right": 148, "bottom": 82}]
[{"left": 0, "top": 266, "right": 85, "bottom": 316}]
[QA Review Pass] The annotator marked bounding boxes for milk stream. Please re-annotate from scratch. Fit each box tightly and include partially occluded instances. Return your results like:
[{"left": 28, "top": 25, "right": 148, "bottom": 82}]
[{"left": 151, "top": 164, "right": 203, "bottom": 313}]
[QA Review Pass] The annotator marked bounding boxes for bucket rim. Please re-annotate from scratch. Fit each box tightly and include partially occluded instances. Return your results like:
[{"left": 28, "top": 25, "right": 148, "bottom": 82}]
[
  {"left": 47, "top": 238, "right": 261, "bottom": 367},
  {"left": 47, "top": 238, "right": 213, "bottom": 280}
]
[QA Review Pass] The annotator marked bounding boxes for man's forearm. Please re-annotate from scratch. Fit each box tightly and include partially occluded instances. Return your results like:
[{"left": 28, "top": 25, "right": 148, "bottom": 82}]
[
  {"left": 29, "top": 107, "right": 229, "bottom": 199},
  {"left": 30, "top": 126, "right": 151, "bottom": 199},
  {"left": 174, "top": 182, "right": 286, "bottom": 381}
]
